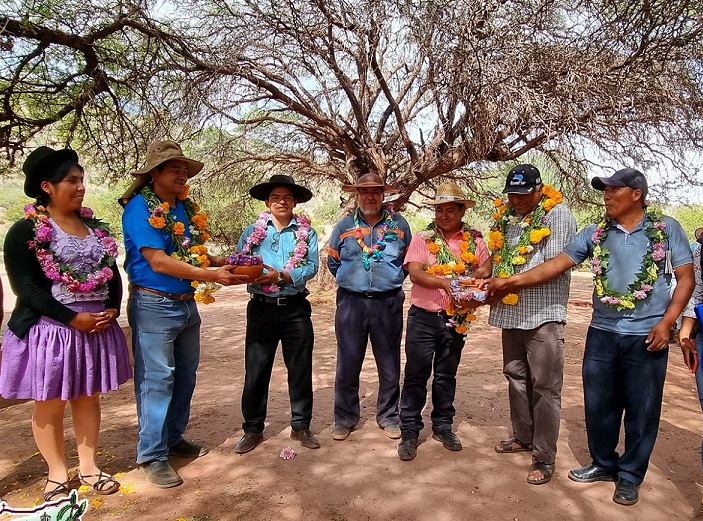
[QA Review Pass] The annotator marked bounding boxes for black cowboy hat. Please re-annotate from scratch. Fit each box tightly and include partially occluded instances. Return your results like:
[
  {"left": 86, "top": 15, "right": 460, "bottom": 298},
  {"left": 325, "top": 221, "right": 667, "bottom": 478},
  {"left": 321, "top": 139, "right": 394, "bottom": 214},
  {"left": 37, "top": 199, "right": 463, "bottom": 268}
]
[
  {"left": 23, "top": 146, "right": 79, "bottom": 198},
  {"left": 249, "top": 174, "right": 313, "bottom": 202}
]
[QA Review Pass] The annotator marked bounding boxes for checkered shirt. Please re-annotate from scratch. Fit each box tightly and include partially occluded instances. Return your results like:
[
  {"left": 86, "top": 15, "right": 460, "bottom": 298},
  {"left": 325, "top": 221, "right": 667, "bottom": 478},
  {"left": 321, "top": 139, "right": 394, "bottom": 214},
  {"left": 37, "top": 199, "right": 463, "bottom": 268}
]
[{"left": 488, "top": 203, "right": 577, "bottom": 330}]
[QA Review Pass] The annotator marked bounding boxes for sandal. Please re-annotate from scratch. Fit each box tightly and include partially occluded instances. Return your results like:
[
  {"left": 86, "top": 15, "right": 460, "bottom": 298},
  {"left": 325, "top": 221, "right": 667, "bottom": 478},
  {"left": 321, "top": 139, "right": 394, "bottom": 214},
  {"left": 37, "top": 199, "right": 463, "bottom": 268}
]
[
  {"left": 44, "top": 478, "right": 71, "bottom": 502},
  {"left": 494, "top": 438, "right": 533, "bottom": 453},
  {"left": 79, "top": 471, "right": 120, "bottom": 495},
  {"left": 527, "top": 459, "right": 554, "bottom": 485}
]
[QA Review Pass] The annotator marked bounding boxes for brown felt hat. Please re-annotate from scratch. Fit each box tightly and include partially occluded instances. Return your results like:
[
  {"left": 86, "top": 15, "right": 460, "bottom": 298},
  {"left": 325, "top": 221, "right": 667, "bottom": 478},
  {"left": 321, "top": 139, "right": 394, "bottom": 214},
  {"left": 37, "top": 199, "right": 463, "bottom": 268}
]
[{"left": 342, "top": 173, "right": 398, "bottom": 193}]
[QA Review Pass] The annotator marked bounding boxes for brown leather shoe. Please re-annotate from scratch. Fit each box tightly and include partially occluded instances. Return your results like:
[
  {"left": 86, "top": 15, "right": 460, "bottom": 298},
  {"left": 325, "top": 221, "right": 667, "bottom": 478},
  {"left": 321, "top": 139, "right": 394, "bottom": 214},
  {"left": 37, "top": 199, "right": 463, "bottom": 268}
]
[
  {"left": 169, "top": 438, "right": 209, "bottom": 458},
  {"left": 290, "top": 429, "right": 321, "bottom": 449},
  {"left": 383, "top": 424, "right": 401, "bottom": 439},
  {"left": 331, "top": 425, "right": 351, "bottom": 440},
  {"left": 234, "top": 432, "right": 263, "bottom": 454},
  {"left": 140, "top": 460, "right": 183, "bottom": 488}
]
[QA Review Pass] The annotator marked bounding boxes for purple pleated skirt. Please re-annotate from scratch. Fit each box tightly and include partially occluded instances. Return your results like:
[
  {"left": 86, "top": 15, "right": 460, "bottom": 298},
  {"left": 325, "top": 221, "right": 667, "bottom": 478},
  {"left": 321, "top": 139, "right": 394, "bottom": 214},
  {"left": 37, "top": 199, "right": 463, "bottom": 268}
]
[{"left": 0, "top": 301, "right": 133, "bottom": 401}]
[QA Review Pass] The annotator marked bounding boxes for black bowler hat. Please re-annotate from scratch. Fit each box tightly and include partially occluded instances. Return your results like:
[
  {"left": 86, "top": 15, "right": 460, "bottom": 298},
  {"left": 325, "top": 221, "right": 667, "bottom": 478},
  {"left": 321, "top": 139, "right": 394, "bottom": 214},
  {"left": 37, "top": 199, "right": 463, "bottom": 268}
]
[
  {"left": 591, "top": 168, "right": 648, "bottom": 201},
  {"left": 22, "top": 146, "right": 79, "bottom": 198},
  {"left": 502, "top": 164, "right": 543, "bottom": 194},
  {"left": 249, "top": 174, "right": 313, "bottom": 202}
]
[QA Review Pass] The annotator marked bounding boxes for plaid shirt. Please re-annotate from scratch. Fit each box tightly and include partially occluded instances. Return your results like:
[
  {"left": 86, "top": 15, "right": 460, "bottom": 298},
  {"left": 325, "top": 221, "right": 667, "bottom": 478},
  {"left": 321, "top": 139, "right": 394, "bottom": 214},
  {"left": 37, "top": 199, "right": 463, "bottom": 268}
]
[{"left": 488, "top": 203, "right": 577, "bottom": 330}]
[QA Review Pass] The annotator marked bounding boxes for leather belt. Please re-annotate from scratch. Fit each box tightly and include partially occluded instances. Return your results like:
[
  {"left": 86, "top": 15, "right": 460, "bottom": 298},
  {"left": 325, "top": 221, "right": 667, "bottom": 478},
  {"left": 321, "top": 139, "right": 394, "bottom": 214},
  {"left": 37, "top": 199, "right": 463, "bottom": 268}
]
[
  {"left": 250, "top": 292, "right": 307, "bottom": 306},
  {"left": 410, "top": 304, "right": 447, "bottom": 317},
  {"left": 130, "top": 283, "right": 194, "bottom": 301},
  {"left": 342, "top": 288, "right": 400, "bottom": 299}
]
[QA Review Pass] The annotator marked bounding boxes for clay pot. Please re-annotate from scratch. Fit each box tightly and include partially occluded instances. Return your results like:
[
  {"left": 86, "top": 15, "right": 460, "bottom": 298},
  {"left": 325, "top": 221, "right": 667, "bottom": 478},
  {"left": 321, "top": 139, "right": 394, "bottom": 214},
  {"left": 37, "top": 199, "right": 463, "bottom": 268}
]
[{"left": 232, "top": 264, "right": 264, "bottom": 281}]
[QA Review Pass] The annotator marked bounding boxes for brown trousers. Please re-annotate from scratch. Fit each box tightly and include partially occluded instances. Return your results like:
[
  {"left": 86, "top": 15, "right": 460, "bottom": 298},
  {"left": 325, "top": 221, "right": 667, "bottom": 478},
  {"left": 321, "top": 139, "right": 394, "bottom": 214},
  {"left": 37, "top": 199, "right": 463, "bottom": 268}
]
[{"left": 502, "top": 322, "right": 565, "bottom": 465}]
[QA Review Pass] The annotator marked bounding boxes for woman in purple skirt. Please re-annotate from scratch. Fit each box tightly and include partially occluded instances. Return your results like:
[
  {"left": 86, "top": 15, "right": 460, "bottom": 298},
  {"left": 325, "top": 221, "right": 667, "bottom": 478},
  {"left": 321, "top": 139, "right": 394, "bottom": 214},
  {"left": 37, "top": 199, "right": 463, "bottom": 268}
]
[{"left": 1, "top": 146, "right": 132, "bottom": 501}]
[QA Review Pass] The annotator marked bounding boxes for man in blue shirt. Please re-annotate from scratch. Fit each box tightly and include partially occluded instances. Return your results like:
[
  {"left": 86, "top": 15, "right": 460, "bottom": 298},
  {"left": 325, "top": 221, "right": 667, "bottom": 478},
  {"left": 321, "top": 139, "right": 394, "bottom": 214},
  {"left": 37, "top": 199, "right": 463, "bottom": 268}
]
[
  {"left": 121, "top": 141, "right": 248, "bottom": 488},
  {"left": 482, "top": 168, "right": 693, "bottom": 506},
  {"left": 328, "top": 173, "right": 412, "bottom": 441},
  {"left": 233, "top": 175, "right": 320, "bottom": 454}
]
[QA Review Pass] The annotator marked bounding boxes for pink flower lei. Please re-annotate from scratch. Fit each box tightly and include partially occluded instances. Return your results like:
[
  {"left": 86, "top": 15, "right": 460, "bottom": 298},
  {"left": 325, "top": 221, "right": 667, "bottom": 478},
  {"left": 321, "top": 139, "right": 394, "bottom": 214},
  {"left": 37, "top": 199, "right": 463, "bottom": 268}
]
[
  {"left": 241, "top": 211, "right": 311, "bottom": 293},
  {"left": 590, "top": 205, "right": 667, "bottom": 311},
  {"left": 24, "top": 204, "right": 118, "bottom": 293}
]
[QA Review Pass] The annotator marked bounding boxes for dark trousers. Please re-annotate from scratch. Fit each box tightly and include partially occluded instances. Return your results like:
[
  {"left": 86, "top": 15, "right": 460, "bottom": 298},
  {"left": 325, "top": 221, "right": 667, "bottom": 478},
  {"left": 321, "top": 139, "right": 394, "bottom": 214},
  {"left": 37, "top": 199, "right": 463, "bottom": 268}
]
[
  {"left": 399, "top": 306, "right": 465, "bottom": 439},
  {"left": 334, "top": 287, "right": 404, "bottom": 428},
  {"left": 242, "top": 297, "right": 314, "bottom": 433},
  {"left": 583, "top": 326, "right": 668, "bottom": 485}
]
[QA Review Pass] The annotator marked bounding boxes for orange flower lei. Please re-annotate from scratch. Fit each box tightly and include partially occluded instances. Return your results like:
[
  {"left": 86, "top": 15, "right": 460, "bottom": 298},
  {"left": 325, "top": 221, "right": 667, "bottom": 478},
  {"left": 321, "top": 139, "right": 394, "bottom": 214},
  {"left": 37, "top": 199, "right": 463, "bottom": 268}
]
[
  {"left": 421, "top": 225, "right": 482, "bottom": 335},
  {"left": 142, "top": 184, "right": 218, "bottom": 304},
  {"left": 489, "top": 185, "right": 562, "bottom": 305}
]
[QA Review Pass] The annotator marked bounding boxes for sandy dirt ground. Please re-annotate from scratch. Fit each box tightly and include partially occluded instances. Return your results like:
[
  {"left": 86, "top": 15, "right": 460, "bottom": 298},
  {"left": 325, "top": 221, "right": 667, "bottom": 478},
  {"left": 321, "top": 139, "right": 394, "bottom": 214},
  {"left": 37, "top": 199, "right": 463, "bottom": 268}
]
[{"left": 1, "top": 271, "right": 702, "bottom": 521}]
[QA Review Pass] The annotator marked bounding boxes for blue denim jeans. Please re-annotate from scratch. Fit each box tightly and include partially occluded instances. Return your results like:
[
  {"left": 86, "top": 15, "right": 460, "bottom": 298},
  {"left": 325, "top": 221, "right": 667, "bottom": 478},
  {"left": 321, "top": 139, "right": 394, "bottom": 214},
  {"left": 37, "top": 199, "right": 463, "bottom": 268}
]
[
  {"left": 128, "top": 290, "right": 201, "bottom": 464},
  {"left": 695, "top": 334, "right": 703, "bottom": 471},
  {"left": 695, "top": 334, "right": 703, "bottom": 412}
]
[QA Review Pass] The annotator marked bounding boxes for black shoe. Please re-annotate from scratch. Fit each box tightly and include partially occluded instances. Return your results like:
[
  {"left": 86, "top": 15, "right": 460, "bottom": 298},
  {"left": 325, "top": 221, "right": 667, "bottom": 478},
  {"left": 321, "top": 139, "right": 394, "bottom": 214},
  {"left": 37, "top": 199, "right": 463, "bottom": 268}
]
[
  {"left": 290, "top": 429, "right": 321, "bottom": 449},
  {"left": 169, "top": 438, "right": 209, "bottom": 458},
  {"left": 234, "top": 432, "right": 263, "bottom": 454},
  {"left": 140, "top": 460, "right": 183, "bottom": 488},
  {"left": 398, "top": 438, "right": 418, "bottom": 461},
  {"left": 568, "top": 464, "right": 618, "bottom": 483},
  {"left": 432, "top": 431, "right": 462, "bottom": 451},
  {"left": 613, "top": 478, "right": 639, "bottom": 506}
]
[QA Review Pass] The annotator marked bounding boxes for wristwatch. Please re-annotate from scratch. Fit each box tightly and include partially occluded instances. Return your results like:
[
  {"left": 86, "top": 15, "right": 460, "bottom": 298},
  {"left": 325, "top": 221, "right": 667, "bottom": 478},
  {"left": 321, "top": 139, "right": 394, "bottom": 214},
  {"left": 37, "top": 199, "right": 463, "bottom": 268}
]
[{"left": 276, "top": 271, "right": 286, "bottom": 285}]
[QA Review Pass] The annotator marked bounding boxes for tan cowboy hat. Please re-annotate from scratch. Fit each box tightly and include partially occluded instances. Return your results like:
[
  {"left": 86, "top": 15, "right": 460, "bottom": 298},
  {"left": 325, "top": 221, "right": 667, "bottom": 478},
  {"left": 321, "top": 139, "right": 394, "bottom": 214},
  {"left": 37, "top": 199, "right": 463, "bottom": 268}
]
[
  {"left": 425, "top": 182, "right": 475, "bottom": 209},
  {"left": 342, "top": 173, "right": 398, "bottom": 193},
  {"left": 119, "top": 141, "right": 204, "bottom": 206}
]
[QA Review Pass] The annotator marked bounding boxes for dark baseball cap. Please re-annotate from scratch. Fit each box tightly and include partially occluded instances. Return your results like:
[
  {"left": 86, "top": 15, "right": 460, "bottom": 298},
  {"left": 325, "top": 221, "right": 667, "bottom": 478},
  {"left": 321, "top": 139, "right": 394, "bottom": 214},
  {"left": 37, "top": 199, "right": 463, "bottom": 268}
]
[
  {"left": 502, "top": 164, "right": 543, "bottom": 194},
  {"left": 591, "top": 168, "right": 648, "bottom": 201}
]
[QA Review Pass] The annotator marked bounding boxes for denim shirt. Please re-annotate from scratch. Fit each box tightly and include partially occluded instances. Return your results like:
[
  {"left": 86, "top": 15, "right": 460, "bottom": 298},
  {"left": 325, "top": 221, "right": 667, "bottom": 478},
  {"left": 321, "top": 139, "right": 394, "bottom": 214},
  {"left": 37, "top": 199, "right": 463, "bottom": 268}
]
[
  {"left": 328, "top": 210, "right": 411, "bottom": 293},
  {"left": 236, "top": 215, "right": 319, "bottom": 297}
]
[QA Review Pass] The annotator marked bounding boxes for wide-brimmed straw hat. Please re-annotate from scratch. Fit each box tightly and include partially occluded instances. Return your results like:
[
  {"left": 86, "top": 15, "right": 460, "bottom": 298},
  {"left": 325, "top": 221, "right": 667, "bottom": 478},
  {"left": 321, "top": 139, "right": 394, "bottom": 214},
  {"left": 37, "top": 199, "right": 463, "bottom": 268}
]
[
  {"left": 23, "top": 146, "right": 79, "bottom": 198},
  {"left": 119, "top": 140, "right": 204, "bottom": 205},
  {"left": 425, "top": 182, "right": 475, "bottom": 209},
  {"left": 342, "top": 173, "right": 398, "bottom": 193},
  {"left": 249, "top": 174, "right": 313, "bottom": 202}
]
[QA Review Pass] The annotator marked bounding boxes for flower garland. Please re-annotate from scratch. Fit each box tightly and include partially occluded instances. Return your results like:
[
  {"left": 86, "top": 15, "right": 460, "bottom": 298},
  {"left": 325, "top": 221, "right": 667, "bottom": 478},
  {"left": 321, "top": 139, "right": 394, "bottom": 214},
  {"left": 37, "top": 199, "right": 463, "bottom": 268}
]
[
  {"left": 420, "top": 224, "right": 483, "bottom": 335},
  {"left": 142, "top": 184, "right": 218, "bottom": 304},
  {"left": 488, "top": 185, "right": 562, "bottom": 305},
  {"left": 355, "top": 208, "right": 398, "bottom": 270},
  {"left": 591, "top": 206, "right": 668, "bottom": 311},
  {"left": 24, "top": 204, "right": 118, "bottom": 292},
  {"left": 240, "top": 211, "right": 311, "bottom": 294}
]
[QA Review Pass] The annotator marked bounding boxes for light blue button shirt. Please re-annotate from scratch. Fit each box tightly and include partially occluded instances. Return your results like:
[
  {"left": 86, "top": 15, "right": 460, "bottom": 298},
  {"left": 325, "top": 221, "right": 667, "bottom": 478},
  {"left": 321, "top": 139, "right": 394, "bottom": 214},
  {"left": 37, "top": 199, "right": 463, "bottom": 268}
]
[
  {"left": 236, "top": 216, "right": 319, "bottom": 296},
  {"left": 562, "top": 214, "right": 692, "bottom": 335}
]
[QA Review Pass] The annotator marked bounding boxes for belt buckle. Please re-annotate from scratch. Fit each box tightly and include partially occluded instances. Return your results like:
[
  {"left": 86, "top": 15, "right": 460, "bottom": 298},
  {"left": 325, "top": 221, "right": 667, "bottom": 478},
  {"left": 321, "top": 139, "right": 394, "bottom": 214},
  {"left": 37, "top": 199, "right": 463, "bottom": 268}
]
[
  {"left": 276, "top": 297, "right": 287, "bottom": 306},
  {"left": 364, "top": 291, "right": 374, "bottom": 298}
]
